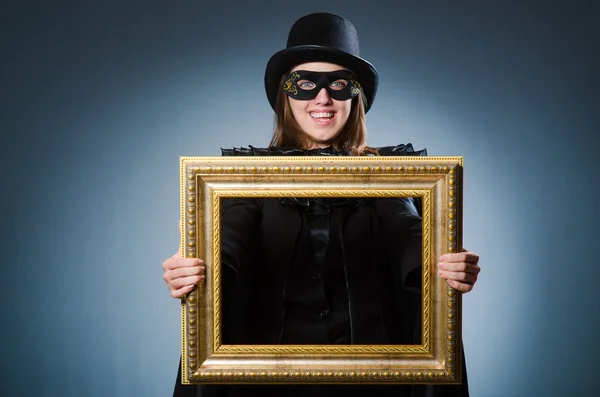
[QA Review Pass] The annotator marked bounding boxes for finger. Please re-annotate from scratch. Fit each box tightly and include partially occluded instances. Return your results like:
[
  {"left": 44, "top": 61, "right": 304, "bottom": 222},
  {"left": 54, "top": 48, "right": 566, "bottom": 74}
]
[
  {"left": 459, "top": 247, "right": 475, "bottom": 255},
  {"left": 163, "top": 267, "right": 202, "bottom": 285},
  {"left": 447, "top": 279, "right": 474, "bottom": 293},
  {"left": 170, "top": 283, "right": 196, "bottom": 299},
  {"left": 168, "top": 274, "right": 205, "bottom": 290},
  {"left": 162, "top": 257, "right": 204, "bottom": 271},
  {"left": 437, "top": 269, "right": 478, "bottom": 285},
  {"left": 438, "top": 261, "right": 480, "bottom": 274},
  {"left": 439, "top": 251, "right": 479, "bottom": 264},
  {"left": 172, "top": 245, "right": 182, "bottom": 259},
  {"left": 171, "top": 219, "right": 184, "bottom": 258},
  {"left": 168, "top": 265, "right": 205, "bottom": 280}
]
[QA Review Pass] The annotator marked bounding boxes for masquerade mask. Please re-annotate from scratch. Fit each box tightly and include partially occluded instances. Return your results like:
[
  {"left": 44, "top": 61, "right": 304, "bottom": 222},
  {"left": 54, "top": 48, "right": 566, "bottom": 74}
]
[{"left": 282, "top": 70, "right": 361, "bottom": 101}]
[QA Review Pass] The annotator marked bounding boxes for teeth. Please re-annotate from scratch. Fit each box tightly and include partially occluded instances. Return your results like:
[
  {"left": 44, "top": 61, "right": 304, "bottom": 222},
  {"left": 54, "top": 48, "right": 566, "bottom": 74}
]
[{"left": 310, "top": 112, "right": 334, "bottom": 118}]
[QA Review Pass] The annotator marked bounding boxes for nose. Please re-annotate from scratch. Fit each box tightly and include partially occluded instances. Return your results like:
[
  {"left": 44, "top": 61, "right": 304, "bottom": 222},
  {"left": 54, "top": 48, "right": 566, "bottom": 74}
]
[{"left": 313, "top": 88, "right": 332, "bottom": 105}]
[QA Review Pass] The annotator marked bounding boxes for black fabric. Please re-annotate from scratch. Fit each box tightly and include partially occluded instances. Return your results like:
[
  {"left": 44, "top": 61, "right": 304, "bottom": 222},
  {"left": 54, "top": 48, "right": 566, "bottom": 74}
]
[
  {"left": 281, "top": 198, "right": 351, "bottom": 344},
  {"left": 220, "top": 143, "right": 427, "bottom": 157},
  {"left": 283, "top": 70, "right": 360, "bottom": 101},
  {"left": 173, "top": 144, "right": 469, "bottom": 397}
]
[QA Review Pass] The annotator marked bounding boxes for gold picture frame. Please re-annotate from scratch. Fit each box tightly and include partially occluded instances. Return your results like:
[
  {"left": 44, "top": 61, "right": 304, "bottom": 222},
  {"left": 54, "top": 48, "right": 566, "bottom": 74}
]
[{"left": 180, "top": 155, "right": 463, "bottom": 385}]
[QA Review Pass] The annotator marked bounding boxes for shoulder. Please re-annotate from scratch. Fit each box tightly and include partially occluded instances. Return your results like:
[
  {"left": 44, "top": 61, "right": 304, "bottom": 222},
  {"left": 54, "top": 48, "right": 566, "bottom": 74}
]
[
  {"left": 221, "top": 144, "right": 427, "bottom": 157},
  {"left": 220, "top": 146, "right": 308, "bottom": 156},
  {"left": 363, "top": 143, "right": 427, "bottom": 157},
  {"left": 374, "top": 197, "right": 421, "bottom": 218}
]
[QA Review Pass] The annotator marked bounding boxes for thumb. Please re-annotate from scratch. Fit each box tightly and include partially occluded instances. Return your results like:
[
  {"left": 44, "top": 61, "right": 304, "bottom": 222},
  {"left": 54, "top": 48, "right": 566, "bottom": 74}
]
[
  {"left": 173, "top": 219, "right": 182, "bottom": 258},
  {"left": 173, "top": 245, "right": 182, "bottom": 258}
]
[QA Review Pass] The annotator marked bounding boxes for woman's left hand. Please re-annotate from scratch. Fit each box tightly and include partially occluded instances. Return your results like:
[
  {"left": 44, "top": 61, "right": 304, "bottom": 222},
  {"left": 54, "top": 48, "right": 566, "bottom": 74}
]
[{"left": 437, "top": 249, "right": 480, "bottom": 293}]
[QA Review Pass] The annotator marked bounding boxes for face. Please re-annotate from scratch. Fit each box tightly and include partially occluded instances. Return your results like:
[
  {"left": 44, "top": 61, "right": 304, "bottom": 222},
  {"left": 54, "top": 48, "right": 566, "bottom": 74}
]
[{"left": 284, "top": 62, "right": 356, "bottom": 149}]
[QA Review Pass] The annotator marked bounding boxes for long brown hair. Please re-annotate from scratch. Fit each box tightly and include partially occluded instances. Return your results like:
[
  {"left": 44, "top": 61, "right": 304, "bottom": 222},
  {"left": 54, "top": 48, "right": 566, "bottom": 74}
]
[{"left": 269, "top": 76, "right": 369, "bottom": 155}]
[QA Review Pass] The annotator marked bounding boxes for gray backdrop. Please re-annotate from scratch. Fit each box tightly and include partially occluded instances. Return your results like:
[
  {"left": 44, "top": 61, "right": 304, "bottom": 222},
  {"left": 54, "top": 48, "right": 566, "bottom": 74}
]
[{"left": 1, "top": 1, "right": 598, "bottom": 396}]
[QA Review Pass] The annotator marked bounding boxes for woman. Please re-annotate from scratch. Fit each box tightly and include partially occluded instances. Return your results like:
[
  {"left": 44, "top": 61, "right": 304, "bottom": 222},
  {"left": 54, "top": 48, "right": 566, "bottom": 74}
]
[{"left": 163, "top": 12, "right": 480, "bottom": 397}]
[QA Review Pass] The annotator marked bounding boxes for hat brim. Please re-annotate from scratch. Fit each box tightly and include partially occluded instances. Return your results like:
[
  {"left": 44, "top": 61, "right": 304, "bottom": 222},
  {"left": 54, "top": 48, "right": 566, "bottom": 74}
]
[{"left": 264, "top": 45, "right": 378, "bottom": 113}]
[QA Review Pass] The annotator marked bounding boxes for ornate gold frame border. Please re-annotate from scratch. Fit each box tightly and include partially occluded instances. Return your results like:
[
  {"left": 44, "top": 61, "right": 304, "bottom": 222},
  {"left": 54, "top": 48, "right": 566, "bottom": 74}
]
[{"left": 180, "top": 156, "right": 463, "bottom": 385}]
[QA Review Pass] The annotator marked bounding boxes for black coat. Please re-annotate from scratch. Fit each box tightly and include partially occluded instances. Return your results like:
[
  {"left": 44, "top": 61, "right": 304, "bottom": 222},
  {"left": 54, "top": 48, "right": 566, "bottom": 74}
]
[
  {"left": 219, "top": 196, "right": 423, "bottom": 345},
  {"left": 173, "top": 145, "right": 469, "bottom": 397}
]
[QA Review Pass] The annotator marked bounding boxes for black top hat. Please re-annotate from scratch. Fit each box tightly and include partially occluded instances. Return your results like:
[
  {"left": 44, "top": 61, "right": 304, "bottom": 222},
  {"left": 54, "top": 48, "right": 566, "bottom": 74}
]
[{"left": 264, "top": 13, "right": 378, "bottom": 113}]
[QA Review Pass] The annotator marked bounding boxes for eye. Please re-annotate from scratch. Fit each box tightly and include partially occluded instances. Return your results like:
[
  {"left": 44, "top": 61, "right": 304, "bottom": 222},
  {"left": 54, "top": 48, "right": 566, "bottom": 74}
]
[
  {"left": 297, "top": 80, "right": 316, "bottom": 90},
  {"left": 330, "top": 79, "right": 348, "bottom": 90}
]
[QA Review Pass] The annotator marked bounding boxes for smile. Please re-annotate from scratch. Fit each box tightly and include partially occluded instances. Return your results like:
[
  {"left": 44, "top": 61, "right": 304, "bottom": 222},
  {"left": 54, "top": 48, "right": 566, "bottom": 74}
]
[{"left": 310, "top": 112, "right": 334, "bottom": 119}]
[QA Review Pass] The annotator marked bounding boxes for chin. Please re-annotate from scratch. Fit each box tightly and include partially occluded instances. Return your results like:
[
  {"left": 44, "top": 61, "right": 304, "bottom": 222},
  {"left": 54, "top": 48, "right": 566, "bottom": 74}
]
[
  {"left": 306, "top": 131, "right": 340, "bottom": 145},
  {"left": 303, "top": 124, "right": 343, "bottom": 141}
]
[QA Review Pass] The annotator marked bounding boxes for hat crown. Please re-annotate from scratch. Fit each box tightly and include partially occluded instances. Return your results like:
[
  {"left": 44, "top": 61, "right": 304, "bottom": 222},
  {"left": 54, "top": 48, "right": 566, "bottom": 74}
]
[{"left": 286, "top": 13, "right": 361, "bottom": 58}]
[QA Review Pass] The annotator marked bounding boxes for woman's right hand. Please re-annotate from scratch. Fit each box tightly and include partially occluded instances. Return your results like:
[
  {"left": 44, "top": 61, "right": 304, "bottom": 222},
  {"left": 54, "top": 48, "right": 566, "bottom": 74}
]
[{"left": 162, "top": 221, "right": 205, "bottom": 299}]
